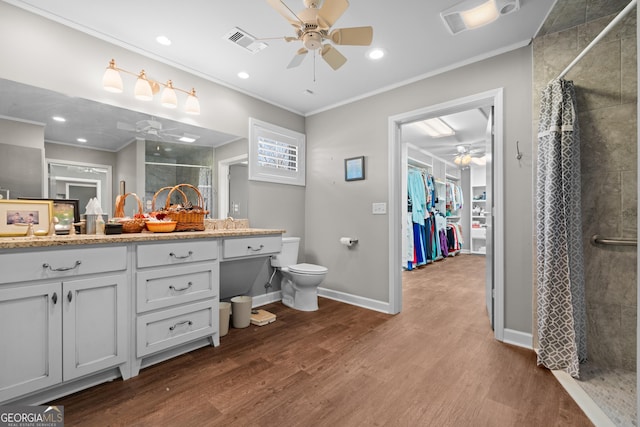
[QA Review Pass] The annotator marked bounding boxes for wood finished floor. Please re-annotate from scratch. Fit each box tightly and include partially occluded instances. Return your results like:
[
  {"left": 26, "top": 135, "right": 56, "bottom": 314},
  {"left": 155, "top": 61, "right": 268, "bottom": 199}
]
[{"left": 51, "top": 254, "right": 592, "bottom": 426}]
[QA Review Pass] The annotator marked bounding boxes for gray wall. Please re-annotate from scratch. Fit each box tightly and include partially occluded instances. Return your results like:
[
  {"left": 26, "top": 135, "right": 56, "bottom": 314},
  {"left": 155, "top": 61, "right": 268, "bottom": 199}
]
[
  {"left": 533, "top": 8, "right": 637, "bottom": 369},
  {"left": 0, "top": 118, "right": 45, "bottom": 198},
  {"left": 306, "top": 47, "right": 535, "bottom": 332}
]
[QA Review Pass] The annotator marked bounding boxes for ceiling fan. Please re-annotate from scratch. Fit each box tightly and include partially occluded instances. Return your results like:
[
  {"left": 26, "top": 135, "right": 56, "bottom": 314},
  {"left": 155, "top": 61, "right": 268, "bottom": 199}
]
[
  {"left": 452, "top": 145, "right": 486, "bottom": 167},
  {"left": 117, "top": 119, "right": 200, "bottom": 143},
  {"left": 265, "top": 0, "right": 373, "bottom": 70}
]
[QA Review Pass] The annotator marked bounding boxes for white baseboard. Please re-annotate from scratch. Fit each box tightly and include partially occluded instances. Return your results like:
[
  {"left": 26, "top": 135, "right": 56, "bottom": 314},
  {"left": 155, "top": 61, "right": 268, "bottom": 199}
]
[
  {"left": 503, "top": 329, "right": 533, "bottom": 349},
  {"left": 318, "top": 287, "right": 391, "bottom": 314},
  {"left": 251, "top": 290, "right": 282, "bottom": 308}
]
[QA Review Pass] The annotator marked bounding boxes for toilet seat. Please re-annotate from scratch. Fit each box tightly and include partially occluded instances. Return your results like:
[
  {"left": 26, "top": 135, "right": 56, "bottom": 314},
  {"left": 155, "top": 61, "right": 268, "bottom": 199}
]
[{"left": 288, "top": 263, "right": 328, "bottom": 275}]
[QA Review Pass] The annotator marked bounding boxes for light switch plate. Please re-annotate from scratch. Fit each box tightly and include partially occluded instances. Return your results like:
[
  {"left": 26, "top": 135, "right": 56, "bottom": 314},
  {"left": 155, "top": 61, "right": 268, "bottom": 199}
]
[{"left": 372, "top": 202, "right": 387, "bottom": 215}]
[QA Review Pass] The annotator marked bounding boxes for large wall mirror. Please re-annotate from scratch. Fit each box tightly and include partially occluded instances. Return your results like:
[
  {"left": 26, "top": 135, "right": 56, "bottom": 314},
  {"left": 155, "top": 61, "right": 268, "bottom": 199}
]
[{"left": 0, "top": 78, "right": 243, "bottom": 218}]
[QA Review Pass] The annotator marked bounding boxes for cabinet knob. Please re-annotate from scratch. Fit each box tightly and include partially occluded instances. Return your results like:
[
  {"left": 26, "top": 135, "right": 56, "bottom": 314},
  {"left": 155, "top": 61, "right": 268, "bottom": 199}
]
[
  {"left": 67, "top": 291, "right": 73, "bottom": 303},
  {"left": 52, "top": 292, "right": 58, "bottom": 305}
]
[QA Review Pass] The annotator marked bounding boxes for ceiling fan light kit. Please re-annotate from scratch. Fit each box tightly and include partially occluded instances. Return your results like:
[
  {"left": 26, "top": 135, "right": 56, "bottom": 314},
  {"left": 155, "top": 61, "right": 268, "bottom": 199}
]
[
  {"left": 266, "top": 0, "right": 374, "bottom": 71},
  {"left": 102, "top": 59, "right": 200, "bottom": 115},
  {"left": 441, "top": 0, "right": 520, "bottom": 35}
]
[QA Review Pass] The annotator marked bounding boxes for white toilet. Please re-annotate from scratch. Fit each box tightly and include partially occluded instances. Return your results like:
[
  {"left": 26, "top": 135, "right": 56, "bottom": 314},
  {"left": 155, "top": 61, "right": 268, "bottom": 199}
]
[{"left": 271, "top": 237, "right": 328, "bottom": 311}]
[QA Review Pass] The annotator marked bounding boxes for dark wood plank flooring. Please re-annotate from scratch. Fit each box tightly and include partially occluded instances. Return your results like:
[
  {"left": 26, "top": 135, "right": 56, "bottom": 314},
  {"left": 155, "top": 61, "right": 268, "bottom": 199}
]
[{"left": 51, "top": 254, "right": 592, "bottom": 426}]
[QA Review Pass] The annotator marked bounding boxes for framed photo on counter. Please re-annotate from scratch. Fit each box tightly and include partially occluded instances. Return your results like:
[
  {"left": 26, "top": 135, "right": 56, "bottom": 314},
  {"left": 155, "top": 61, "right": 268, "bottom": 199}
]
[
  {"left": 19, "top": 198, "right": 79, "bottom": 235},
  {"left": 0, "top": 199, "right": 53, "bottom": 236}
]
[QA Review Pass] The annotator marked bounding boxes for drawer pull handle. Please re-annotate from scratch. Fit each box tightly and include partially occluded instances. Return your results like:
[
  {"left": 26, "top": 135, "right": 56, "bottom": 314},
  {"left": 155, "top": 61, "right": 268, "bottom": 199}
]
[
  {"left": 43, "top": 260, "right": 82, "bottom": 272},
  {"left": 169, "top": 282, "right": 193, "bottom": 292},
  {"left": 52, "top": 292, "right": 58, "bottom": 305},
  {"left": 248, "top": 244, "right": 264, "bottom": 252},
  {"left": 67, "top": 291, "right": 73, "bottom": 303},
  {"left": 169, "top": 320, "right": 193, "bottom": 331},
  {"left": 169, "top": 251, "right": 193, "bottom": 259}
]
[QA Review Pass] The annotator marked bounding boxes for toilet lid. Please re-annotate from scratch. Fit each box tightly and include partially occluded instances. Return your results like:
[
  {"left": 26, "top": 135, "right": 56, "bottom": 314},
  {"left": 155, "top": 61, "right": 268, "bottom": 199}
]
[{"left": 289, "top": 263, "right": 328, "bottom": 275}]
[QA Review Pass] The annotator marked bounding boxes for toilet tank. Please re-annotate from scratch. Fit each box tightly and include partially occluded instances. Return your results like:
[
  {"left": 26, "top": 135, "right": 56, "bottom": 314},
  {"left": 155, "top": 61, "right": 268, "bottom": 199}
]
[{"left": 271, "top": 237, "right": 300, "bottom": 267}]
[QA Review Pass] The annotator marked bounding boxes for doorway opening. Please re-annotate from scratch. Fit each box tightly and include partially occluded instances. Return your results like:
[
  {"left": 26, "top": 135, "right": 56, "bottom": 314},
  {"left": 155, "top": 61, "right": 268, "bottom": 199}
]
[
  {"left": 388, "top": 89, "right": 505, "bottom": 340},
  {"left": 217, "top": 154, "right": 248, "bottom": 219}
]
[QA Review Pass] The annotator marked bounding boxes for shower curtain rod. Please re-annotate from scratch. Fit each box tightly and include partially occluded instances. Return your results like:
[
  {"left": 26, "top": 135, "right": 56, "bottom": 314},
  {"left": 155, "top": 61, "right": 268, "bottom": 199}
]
[{"left": 556, "top": 0, "right": 637, "bottom": 80}]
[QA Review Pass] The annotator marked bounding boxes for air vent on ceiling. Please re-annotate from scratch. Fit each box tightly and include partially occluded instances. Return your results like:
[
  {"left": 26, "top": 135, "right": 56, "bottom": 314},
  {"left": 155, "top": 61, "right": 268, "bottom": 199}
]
[{"left": 224, "top": 27, "right": 267, "bottom": 54}]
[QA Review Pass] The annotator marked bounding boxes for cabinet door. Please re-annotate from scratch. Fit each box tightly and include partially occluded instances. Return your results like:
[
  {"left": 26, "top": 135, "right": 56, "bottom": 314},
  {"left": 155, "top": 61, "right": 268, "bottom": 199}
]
[
  {"left": 0, "top": 283, "right": 62, "bottom": 402},
  {"left": 62, "top": 274, "right": 128, "bottom": 381}
]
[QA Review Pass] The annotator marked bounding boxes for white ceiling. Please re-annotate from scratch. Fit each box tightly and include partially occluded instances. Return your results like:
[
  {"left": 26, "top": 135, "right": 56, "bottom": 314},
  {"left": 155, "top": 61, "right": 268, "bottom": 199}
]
[{"left": 1, "top": 0, "right": 556, "bottom": 155}]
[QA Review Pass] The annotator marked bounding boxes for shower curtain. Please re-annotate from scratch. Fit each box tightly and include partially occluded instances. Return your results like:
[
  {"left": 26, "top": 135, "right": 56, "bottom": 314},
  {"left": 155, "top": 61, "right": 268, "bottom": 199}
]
[{"left": 535, "top": 78, "right": 587, "bottom": 378}]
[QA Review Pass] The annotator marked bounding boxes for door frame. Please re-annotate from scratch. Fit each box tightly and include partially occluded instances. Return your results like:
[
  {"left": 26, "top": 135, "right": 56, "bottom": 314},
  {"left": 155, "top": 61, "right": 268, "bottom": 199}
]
[{"left": 388, "top": 88, "right": 505, "bottom": 341}]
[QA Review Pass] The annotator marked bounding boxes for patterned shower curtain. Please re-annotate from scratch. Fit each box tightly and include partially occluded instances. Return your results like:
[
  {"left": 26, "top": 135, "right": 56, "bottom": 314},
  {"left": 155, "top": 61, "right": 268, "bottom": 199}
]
[{"left": 535, "top": 78, "right": 587, "bottom": 378}]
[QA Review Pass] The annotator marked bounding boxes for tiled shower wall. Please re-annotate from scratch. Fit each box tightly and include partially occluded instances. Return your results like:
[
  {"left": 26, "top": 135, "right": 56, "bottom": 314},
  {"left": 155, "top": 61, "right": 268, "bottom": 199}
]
[{"left": 533, "top": 2, "right": 637, "bottom": 370}]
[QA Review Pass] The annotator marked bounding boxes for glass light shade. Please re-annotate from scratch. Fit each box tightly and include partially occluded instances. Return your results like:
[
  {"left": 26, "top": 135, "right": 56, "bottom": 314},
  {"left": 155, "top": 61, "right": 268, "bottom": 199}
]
[
  {"left": 461, "top": 0, "right": 499, "bottom": 29},
  {"left": 184, "top": 90, "right": 200, "bottom": 115},
  {"left": 102, "top": 67, "right": 123, "bottom": 93},
  {"left": 161, "top": 84, "right": 178, "bottom": 108},
  {"left": 461, "top": 154, "right": 472, "bottom": 165},
  {"left": 134, "top": 75, "right": 153, "bottom": 101}
]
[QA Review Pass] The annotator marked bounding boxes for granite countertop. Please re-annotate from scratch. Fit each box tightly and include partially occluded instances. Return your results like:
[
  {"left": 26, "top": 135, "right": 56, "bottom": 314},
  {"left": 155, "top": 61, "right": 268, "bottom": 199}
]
[{"left": 0, "top": 228, "right": 286, "bottom": 249}]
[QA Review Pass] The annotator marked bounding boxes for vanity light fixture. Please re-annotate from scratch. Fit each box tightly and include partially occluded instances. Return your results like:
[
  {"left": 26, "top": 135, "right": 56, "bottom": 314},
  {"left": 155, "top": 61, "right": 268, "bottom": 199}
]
[
  {"left": 102, "top": 59, "right": 200, "bottom": 115},
  {"left": 441, "top": 0, "right": 520, "bottom": 35}
]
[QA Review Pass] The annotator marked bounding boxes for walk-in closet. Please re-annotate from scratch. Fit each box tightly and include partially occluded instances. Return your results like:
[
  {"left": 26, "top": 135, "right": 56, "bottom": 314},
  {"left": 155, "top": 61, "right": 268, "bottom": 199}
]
[{"left": 402, "top": 143, "right": 484, "bottom": 271}]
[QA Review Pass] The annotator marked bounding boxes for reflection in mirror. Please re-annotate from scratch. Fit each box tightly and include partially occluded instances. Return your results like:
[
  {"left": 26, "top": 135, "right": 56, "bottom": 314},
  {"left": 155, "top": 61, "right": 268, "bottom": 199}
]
[
  {"left": 144, "top": 140, "right": 213, "bottom": 215},
  {"left": 47, "top": 160, "right": 112, "bottom": 216},
  {"left": 0, "top": 77, "right": 242, "bottom": 216}
]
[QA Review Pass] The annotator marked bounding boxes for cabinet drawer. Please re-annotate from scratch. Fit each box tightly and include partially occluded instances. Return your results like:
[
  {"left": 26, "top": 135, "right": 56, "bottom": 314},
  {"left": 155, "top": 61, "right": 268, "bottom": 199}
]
[
  {"left": 223, "top": 235, "right": 282, "bottom": 260},
  {"left": 136, "top": 300, "right": 216, "bottom": 357},
  {"left": 136, "top": 264, "right": 219, "bottom": 313},
  {"left": 0, "top": 246, "right": 127, "bottom": 285},
  {"left": 137, "top": 240, "right": 218, "bottom": 268}
]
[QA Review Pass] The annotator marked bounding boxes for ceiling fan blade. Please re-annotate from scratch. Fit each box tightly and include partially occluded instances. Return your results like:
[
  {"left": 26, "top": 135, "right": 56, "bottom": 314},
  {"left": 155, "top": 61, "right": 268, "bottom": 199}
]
[
  {"left": 329, "top": 26, "right": 373, "bottom": 46},
  {"left": 266, "top": 0, "right": 303, "bottom": 26},
  {"left": 116, "top": 121, "right": 136, "bottom": 131},
  {"left": 287, "top": 48, "right": 308, "bottom": 68},
  {"left": 318, "top": 0, "right": 349, "bottom": 28},
  {"left": 321, "top": 44, "right": 347, "bottom": 70}
]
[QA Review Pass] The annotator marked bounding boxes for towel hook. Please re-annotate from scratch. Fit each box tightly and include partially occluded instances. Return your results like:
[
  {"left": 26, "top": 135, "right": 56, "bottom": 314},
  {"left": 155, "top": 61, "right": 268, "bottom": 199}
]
[{"left": 516, "top": 141, "right": 523, "bottom": 160}]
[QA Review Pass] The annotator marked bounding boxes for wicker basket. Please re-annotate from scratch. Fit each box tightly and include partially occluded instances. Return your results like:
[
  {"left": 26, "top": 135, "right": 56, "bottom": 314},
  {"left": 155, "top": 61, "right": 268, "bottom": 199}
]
[
  {"left": 114, "top": 192, "right": 146, "bottom": 233},
  {"left": 153, "top": 184, "right": 208, "bottom": 232}
]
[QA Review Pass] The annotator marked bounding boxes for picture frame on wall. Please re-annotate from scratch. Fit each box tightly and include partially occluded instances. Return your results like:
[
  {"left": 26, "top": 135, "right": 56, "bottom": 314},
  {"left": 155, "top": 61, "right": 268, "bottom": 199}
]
[
  {"left": 345, "top": 156, "right": 365, "bottom": 181},
  {"left": 0, "top": 199, "right": 53, "bottom": 236},
  {"left": 18, "top": 198, "right": 79, "bottom": 235}
]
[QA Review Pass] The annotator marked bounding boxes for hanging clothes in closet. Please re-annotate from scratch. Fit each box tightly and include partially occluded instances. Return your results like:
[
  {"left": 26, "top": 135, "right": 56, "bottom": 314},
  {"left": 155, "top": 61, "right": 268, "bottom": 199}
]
[{"left": 406, "top": 166, "right": 464, "bottom": 270}]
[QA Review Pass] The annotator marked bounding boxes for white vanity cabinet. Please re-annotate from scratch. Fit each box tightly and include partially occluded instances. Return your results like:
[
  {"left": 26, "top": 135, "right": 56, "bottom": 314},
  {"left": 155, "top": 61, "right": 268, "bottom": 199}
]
[
  {"left": 0, "top": 245, "right": 128, "bottom": 403},
  {"left": 132, "top": 239, "right": 220, "bottom": 375}
]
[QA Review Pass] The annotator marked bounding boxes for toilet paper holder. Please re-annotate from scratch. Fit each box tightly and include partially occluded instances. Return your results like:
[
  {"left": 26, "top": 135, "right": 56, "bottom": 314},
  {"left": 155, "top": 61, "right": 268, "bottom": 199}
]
[{"left": 340, "top": 237, "right": 358, "bottom": 247}]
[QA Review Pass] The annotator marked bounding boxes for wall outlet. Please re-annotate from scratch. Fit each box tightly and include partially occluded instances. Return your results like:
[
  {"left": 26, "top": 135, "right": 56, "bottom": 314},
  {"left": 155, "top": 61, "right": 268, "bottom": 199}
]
[{"left": 372, "top": 202, "right": 387, "bottom": 215}]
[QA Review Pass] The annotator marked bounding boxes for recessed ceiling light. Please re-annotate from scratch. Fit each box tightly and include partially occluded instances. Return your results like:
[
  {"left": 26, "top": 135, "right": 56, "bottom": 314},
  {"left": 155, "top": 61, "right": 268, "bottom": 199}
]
[
  {"left": 76, "top": 138, "right": 87, "bottom": 143},
  {"left": 156, "top": 35, "right": 172, "bottom": 46},
  {"left": 237, "top": 71, "right": 250, "bottom": 79},
  {"left": 367, "top": 48, "right": 385, "bottom": 60},
  {"left": 164, "top": 147, "right": 172, "bottom": 152},
  {"left": 52, "top": 116, "right": 66, "bottom": 122}
]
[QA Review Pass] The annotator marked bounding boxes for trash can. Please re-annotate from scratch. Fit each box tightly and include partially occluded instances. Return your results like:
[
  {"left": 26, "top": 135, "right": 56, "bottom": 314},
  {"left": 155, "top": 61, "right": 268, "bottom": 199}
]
[
  {"left": 230, "top": 296, "right": 252, "bottom": 328},
  {"left": 219, "top": 301, "right": 231, "bottom": 337}
]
